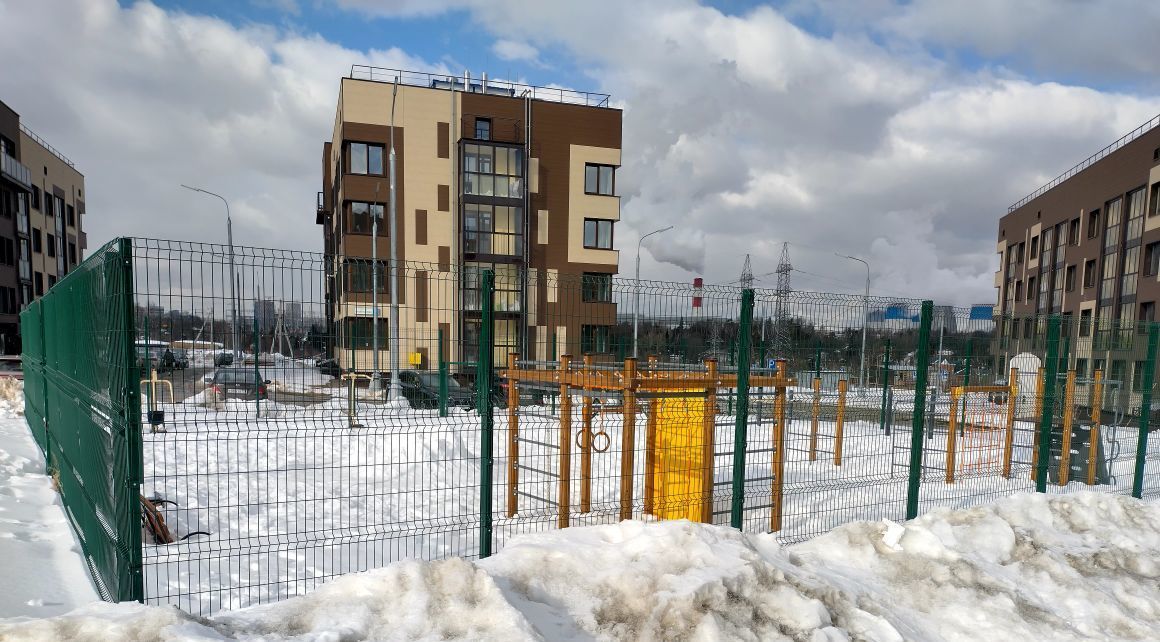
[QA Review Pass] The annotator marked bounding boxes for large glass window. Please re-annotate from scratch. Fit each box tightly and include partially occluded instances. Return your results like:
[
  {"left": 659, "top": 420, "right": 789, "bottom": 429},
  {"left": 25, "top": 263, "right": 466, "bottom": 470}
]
[
  {"left": 1121, "top": 245, "right": 1140, "bottom": 297},
  {"left": 464, "top": 204, "right": 523, "bottom": 256},
  {"left": 1126, "top": 187, "right": 1146, "bottom": 242},
  {"left": 475, "top": 118, "right": 491, "bottom": 140},
  {"left": 463, "top": 143, "right": 523, "bottom": 198},
  {"left": 348, "top": 142, "right": 384, "bottom": 175},
  {"left": 582, "top": 273, "right": 613, "bottom": 302},
  {"left": 584, "top": 163, "right": 616, "bottom": 196},
  {"left": 581, "top": 325, "right": 611, "bottom": 353},
  {"left": 463, "top": 262, "right": 521, "bottom": 313},
  {"left": 342, "top": 259, "right": 387, "bottom": 293},
  {"left": 1100, "top": 253, "right": 1117, "bottom": 300},
  {"left": 341, "top": 317, "right": 388, "bottom": 349},
  {"left": 1104, "top": 197, "right": 1122, "bottom": 252},
  {"left": 346, "top": 201, "right": 384, "bottom": 234},
  {"left": 583, "top": 219, "right": 614, "bottom": 249}
]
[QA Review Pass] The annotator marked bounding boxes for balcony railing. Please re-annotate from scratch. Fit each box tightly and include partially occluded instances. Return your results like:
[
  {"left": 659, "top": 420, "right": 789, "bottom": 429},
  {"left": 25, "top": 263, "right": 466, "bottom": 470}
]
[
  {"left": 20, "top": 123, "right": 76, "bottom": 169},
  {"left": 349, "top": 65, "right": 612, "bottom": 108},
  {"left": 0, "top": 152, "right": 31, "bottom": 189}
]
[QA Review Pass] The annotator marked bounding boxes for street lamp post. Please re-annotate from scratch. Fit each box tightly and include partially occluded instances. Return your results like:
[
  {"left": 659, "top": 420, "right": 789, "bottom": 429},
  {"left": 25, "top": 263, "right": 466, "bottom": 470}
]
[
  {"left": 388, "top": 77, "right": 401, "bottom": 401},
  {"left": 371, "top": 182, "right": 381, "bottom": 391},
  {"left": 181, "top": 185, "right": 239, "bottom": 360},
  {"left": 633, "top": 225, "right": 674, "bottom": 358},
  {"left": 836, "top": 253, "right": 870, "bottom": 393}
]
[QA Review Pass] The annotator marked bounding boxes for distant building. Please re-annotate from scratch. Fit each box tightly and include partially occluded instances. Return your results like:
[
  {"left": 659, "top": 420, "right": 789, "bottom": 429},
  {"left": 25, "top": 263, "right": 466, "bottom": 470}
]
[
  {"left": 317, "top": 68, "right": 623, "bottom": 370},
  {"left": 282, "top": 301, "right": 303, "bottom": 331},
  {"left": 254, "top": 299, "right": 276, "bottom": 332},
  {"left": 0, "top": 99, "right": 86, "bottom": 353}
]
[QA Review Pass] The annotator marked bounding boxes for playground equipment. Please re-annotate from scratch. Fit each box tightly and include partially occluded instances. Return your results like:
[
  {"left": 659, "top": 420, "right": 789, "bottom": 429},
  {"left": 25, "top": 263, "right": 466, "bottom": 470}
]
[
  {"left": 500, "top": 355, "right": 795, "bottom": 530},
  {"left": 140, "top": 369, "right": 175, "bottom": 433},
  {"left": 945, "top": 368, "right": 1017, "bottom": 483}
]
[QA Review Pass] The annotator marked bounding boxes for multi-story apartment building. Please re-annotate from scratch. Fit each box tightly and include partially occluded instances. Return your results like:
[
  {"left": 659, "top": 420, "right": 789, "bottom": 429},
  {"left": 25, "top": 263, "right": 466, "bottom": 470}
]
[
  {"left": 318, "top": 68, "right": 622, "bottom": 371},
  {"left": 996, "top": 113, "right": 1160, "bottom": 395},
  {"left": 0, "top": 99, "right": 85, "bottom": 354}
]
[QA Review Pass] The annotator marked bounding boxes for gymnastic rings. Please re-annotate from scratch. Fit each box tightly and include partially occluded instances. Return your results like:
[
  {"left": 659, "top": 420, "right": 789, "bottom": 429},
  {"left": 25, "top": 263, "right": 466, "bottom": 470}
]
[{"left": 575, "top": 428, "right": 612, "bottom": 453}]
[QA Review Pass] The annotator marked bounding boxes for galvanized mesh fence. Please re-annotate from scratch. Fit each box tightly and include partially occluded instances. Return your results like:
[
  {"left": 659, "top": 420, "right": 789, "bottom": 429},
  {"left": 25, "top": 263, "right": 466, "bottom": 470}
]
[{"left": 17, "top": 236, "right": 1160, "bottom": 616}]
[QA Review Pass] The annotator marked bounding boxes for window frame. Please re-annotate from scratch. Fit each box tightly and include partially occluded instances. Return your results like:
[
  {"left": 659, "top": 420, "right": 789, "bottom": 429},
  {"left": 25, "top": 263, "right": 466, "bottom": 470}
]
[
  {"left": 474, "top": 118, "right": 491, "bottom": 141},
  {"left": 1087, "top": 209, "right": 1100, "bottom": 239},
  {"left": 580, "top": 324, "right": 612, "bottom": 354},
  {"left": 347, "top": 141, "right": 385, "bottom": 176},
  {"left": 584, "top": 163, "right": 617, "bottom": 196},
  {"left": 581, "top": 272, "right": 613, "bottom": 303},
  {"left": 1146, "top": 241, "right": 1160, "bottom": 277},
  {"left": 1065, "top": 264, "right": 1076, "bottom": 292},
  {"left": 1068, "top": 217, "right": 1080, "bottom": 245},
  {"left": 583, "top": 218, "right": 615, "bottom": 250},
  {"left": 344, "top": 201, "right": 385, "bottom": 235}
]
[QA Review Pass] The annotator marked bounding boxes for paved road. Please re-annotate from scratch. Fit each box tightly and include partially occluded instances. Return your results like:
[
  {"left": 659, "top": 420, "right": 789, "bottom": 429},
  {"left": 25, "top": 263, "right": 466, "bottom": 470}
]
[{"left": 152, "top": 365, "right": 338, "bottom": 406}]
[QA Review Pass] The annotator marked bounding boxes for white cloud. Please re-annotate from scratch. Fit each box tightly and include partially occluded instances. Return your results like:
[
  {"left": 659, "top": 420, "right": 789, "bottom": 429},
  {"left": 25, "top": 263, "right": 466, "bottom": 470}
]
[{"left": 491, "top": 39, "right": 539, "bottom": 64}]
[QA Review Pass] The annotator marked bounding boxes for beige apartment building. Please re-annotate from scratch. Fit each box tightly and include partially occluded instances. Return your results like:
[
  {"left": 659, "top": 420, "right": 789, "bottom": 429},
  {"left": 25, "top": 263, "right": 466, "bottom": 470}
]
[{"left": 317, "top": 68, "right": 623, "bottom": 372}]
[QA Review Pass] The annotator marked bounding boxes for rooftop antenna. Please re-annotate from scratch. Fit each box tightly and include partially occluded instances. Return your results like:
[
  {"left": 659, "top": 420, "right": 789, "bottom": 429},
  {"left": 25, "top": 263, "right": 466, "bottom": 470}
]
[{"left": 774, "top": 243, "right": 792, "bottom": 357}]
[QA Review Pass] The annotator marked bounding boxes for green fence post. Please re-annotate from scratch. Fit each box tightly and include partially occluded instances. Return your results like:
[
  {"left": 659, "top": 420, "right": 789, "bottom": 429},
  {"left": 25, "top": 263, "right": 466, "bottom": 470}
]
[
  {"left": 730, "top": 289, "right": 755, "bottom": 529},
  {"left": 550, "top": 330, "right": 557, "bottom": 415},
  {"left": 814, "top": 341, "right": 822, "bottom": 381},
  {"left": 118, "top": 238, "right": 144, "bottom": 603},
  {"left": 438, "top": 326, "right": 448, "bottom": 418},
  {"left": 478, "top": 269, "right": 496, "bottom": 558},
  {"left": 959, "top": 338, "right": 973, "bottom": 434},
  {"left": 253, "top": 312, "right": 261, "bottom": 418},
  {"left": 1132, "top": 323, "right": 1159, "bottom": 498},
  {"left": 879, "top": 339, "right": 891, "bottom": 431},
  {"left": 1036, "top": 316, "right": 1062, "bottom": 493},
  {"left": 906, "top": 301, "right": 934, "bottom": 520}
]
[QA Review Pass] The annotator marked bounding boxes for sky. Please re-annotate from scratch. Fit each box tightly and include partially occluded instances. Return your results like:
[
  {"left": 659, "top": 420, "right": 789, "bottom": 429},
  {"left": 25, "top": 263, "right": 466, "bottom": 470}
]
[{"left": 3, "top": 0, "right": 1160, "bottom": 305}]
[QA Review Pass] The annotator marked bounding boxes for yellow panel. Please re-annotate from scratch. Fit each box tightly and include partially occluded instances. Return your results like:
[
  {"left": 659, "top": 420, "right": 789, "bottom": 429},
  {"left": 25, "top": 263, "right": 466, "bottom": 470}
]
[{"left": 651, "top": 394, "right": 706, "bottom": 521}]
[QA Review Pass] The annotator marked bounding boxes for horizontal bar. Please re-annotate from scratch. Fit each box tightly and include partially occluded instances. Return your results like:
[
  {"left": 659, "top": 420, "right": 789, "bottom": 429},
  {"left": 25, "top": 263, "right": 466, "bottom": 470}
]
[
  {"left": 515, "top": 436, "right": 559, "bottom": 449},
  {"left": 515, "top": 490, "right": 557, "bottom": 505},
  {"left": 516, "top": 463, "right": 559, "bottom": 478}
]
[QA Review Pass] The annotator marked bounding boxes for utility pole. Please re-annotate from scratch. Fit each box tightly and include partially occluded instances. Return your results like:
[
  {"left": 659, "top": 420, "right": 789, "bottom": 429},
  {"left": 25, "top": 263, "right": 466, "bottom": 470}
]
[
  {"left": 633, "top": 225, "right": 673, "bottom": 358},
  {"left": 388, "top": 76, "right": 401, "bottom": 401},
  {"left": 836, "top": 253, "right": 870, "bottom": 394},
  {"left": 181, "top": 185, "right": 239, "bottom": 360}
]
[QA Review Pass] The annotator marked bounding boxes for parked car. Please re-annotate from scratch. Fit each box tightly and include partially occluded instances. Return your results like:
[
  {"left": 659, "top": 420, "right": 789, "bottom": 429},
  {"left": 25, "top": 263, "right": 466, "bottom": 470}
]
[
  {"left": 173, "top": 349, "right": 190, "bottom": 370},
  {"left": 214, "top": 352, "right": 234, "bottom": 367},
  {"left": 398, "top": 370, "right": 475, "bottom": 409},
  {"left": 0, "top": 355, "right": 22, "bottom": 379},
  {"left": 209, "top": 368, "right": 270, "bottom": 401},
  {"left": 316, "top": 358, "right": 343, "bottom": 378}
]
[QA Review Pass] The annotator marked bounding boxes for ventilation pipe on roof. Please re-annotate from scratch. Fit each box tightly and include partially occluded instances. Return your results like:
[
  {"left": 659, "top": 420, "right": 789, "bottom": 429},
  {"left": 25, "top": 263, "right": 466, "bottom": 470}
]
[
  {"left": 464, "top": 70, "right": 470, "bottom": 92},
  {"left": 482, "top": 72, "right": 488, "bottom": 93}
]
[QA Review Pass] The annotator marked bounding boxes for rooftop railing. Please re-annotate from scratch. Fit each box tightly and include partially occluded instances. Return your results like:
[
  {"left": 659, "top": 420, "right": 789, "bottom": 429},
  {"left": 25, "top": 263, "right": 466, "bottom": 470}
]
[
  {"left": 20, "top": 123, "right": 76, "bottom": 169},
  {"left": 1009, "top": 112, "right": 1160, "bottom": 213},
  {"left": 349, "top": 65, "right": 612, "bottom": 109}
]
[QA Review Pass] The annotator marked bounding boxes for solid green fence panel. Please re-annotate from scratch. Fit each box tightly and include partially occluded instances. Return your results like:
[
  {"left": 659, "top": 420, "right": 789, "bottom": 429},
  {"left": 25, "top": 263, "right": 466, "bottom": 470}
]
[
  {"left": 906, "top": 301, "right": 934, "bottom": 520},
  {"left": 729, "top": 288, "right": 754, "bottom": 529}
]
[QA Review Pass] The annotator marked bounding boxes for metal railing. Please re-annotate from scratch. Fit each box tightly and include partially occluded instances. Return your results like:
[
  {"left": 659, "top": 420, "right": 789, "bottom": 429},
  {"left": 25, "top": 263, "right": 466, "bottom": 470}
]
[
  {"left": 0, "top": 151, "right": 31, "bottom": 188},
  {"left": 1008, "top": 112, "right": 1160, "bottom": 213},
  {"left": 349, "top": 65, "right": 612, "bottom": 108},
  {"left": 20, "top": 122, "right": 77, "bottom": 169}
]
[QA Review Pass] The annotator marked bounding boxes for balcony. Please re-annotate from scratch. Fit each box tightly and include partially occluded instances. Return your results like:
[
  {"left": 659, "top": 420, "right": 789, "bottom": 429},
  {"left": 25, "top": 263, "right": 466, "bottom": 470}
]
[{"left": 0, "top": 152, "right": 31, "bottom": 190}]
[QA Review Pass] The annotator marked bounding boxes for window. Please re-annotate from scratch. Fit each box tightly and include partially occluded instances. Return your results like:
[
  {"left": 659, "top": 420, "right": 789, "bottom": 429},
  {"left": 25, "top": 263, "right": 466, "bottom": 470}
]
[
  {"left": 1122, "top": 245, "right": 1141, "bottom": 297},
  {"left": 342, "top": 259, "right": 387, "bottom": 293},
  {"left": 1029, "top": 235, "right": 1039, "bottom": 259},
  {"left": 1133, "top": 361, "right": 1147, "bottom": 391},
  {"left": 1069, "top": 217, "right": 1080, "bottom": 245},
  {"left": 1140, "top": 301, "right": 1155, "bottom": 329},
  {"left": 1014, "top": 280, "right": 1023, "bottom": 301},
  {"left": 1026, "top": 276, "right": 1036, "bottom": 301},
  {"left": 1087, "top": 209, "right": 1100, "bottom": 238},
  {"left": 1151, "top": 183, "right": 1160, "bottom": 217},
  {"left": 582, "top": 273, "right": 613, "bottom": 302},
  {"left": 68, "top": 242, "right": 77, "bottom": 266},
  {"left": 1147, "top": 242, "right": 1160, "bottom": 277},
  {"left": 348, "top": 142, "right": 384, "bottom": 175},
  {"left": 1110, "top": 360, "right": 1126, "bottom": 386},
  {"left": 30, "top": 186, "right": 40, "bottom": 211},
  {"left": 46, "top": 234, "right": 55, "bottom": 258},
  {"left": 583, "top": 219, "right": 614, "bottom": 249},
  {"left": 66, "top": 204, "right": 75, "bottom": 227},
  {"left": 1079, "top": 309, "right": 1092, "bottom": 337},
  {"left": 1065, "top": 265, "right": 1076, "bottom": 292},
  {"left": 345, "top": 201, "right": 384, "bottom": 234},
  {"left": 463, "top": 263, "right": 521, "bottom": 313},
  {"left": 474, "top": 118, "right": 491, "bottom": 140},
  {"left": 43, "top": 194, "right": 53, "bottom": 218},
  {"left": 1105, "top": 197, "right": 1123, "bottom": 252},
  {"left": 341, "top": 317, "right": 388, "bottom": 349},
  {"left": 1075, "top": 358, "right": 1088, "bottom": 378},
  {"left": 1015, "top": 241, "right": 1025, "bottom": 263},
  {"left": 1083, "top": 259, "right": 1097, "bottom": 288},
  {"left": 464, "top": 204, "right": 522, "bottom": 256},
  {"left": 34, "top": 272, "right": 43, "bottom": 296},
  {"left": 584, "top": 163, "right": 616, "bottom": 196},
  {"left": 31, "top": 229, "right": 41, "bottom": 254},
  {"left": 462, "top": 143, "right": 524, "bottom": 198},
  {"left": 581, "top": 325, "right": 611, "bottom": 354},
  {"left": 1125, "top": 187, "right": 1145, "bottom": 242},
  {"left": 1093, "top": 359, "right": 1105, "bottom": 377}
]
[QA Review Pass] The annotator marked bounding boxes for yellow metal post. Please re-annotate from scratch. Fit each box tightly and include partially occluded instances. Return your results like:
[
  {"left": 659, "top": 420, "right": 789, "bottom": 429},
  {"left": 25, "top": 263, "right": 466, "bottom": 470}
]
[
  {"left": 809, "top": 377, "right": 821, "bottom": 461},
  {"left": 701, "top": 359, "right": 718, "bottom": 524},
  {"left": 1059, "top": 370, "right": 1076, "bottom": 485},
  {"left": 1031, "top": 366, "right": 1045, "bottom": 481},
  {"left": 834, "top": 379, "right": 848, "bottom": 466},
  {"left": 620, "top": 358, "right": 638, "bottom": 521},
  {"left": 645, "top": 355, "right": 658, "bottom": 515},
  {"left": 1002, "top": 367, "right": 1018, "bottom": 478},
  {"left": 580, "top": 354, "right": 594, "bottom": 513},
  {"left": 771, "top": 359, "right": 788, "bottom": 532},
  {"left": 946, "top": 388, "right": 961, "bottom": 484},
  {"left": 1087, "top": 369, "right": 1103, "bottom": 485},
  {"left": 506, "top": 353, "right": 519, "bottom": 518},
  {"left": 557, "top": 355, "right": 572, "bottom": 529}
]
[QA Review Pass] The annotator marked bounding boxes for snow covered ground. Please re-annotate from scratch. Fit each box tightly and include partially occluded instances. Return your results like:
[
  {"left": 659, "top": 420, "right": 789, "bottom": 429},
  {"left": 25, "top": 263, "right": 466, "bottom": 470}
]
[{"left": 2, "top": 492, "right": 1159, "bottom": 641}]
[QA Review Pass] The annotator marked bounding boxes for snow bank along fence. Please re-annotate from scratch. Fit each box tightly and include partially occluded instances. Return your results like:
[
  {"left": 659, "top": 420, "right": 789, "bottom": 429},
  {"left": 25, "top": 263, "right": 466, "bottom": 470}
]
[{"left": 17, "top": 237, "right": 1160, "bottom": 615}]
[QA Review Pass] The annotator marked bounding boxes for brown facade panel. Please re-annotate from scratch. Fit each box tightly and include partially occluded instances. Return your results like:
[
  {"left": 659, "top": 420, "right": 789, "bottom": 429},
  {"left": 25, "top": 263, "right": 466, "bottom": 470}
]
[
  {"left": 415, "top": 209, "right": 427, "bottom": 245},
  {"left": 439, "top": 322, "right": 450, "bottom": 360},
  {"left": 416, "top": 270, "right": 428, "bottom": 323},
  {"left": 437, "top": 122, "right": 449, "bottom": 159},
  {"left": 417, "top": 347, "right": 429, "bottom": 370},
  {"left": 438, "top": 246, "right": 450, "bottom": 272},
  {"left": 437, "top": 184, "right": 449, "bottom": 212}
]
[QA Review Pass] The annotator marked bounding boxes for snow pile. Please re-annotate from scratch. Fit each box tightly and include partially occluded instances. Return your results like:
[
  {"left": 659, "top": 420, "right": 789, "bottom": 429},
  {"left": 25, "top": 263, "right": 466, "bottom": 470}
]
[{"left": 3, "top": 492, "right": 1159, "bottom": 641}]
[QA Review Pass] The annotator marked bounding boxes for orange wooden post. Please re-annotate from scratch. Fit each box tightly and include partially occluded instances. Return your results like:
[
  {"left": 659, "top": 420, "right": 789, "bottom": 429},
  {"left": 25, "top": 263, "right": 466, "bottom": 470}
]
[
  {"left": 620, "top": 358, "right": 638, "bottom": 521},
  {"left": 1059, "top": 370, "right": 1076, "bottom": 485},
  {"left": 506, "top": 353, "right": 519, "bottom": 518},
  {"left": 1031, "top": 367, "right": 1045, "bottom": 481},
  {"left": 557, "top": 355, "right": 572, "bottom": 529},
  {"left": 1087, "top": 369, "right": 1103, "bottom": 485},
  {"left": 701, "top": 359, "right": 718, "bottom": 523},
  {"left": 580, "top": 354, "right": 594, "bottom": 513},
  {"left": 833, "top": 379, "right": 848, "bottom": 466},
  {"left": 771, "top": 359, "right": 788, "bottom": 532},
  {"left": 1002, "top": 367, "right": 1018, "bottom": 478},
  {"left": 809, "top": 377, "right": 821, "bottom": 461},
  {"left": 645, "top": 355, "right": 659, "bottom": 515},
  {"left": 946, "top": 388, "right": 960, "bottom": 484}
]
